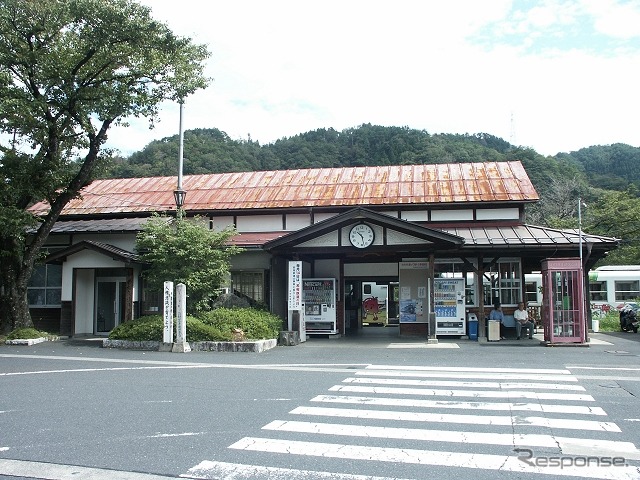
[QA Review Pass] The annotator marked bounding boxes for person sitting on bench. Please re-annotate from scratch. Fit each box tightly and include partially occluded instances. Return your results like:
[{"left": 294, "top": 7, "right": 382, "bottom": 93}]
[{"left": 514, "top": 301, "right": 535, "bottom": 339}]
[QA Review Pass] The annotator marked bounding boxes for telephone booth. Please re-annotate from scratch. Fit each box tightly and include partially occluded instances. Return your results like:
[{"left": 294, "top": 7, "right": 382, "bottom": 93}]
[{"left": 541, "top": 258, "right": 586, "bottom": 344}]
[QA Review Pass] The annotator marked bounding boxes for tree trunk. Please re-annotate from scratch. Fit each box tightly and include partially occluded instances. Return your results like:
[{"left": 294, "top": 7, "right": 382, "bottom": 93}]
[{"left": 0, "top": 260, "right": 33, "bottom": 332}]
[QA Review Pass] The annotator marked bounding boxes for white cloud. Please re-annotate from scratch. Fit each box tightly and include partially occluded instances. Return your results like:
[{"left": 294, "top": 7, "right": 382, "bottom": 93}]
[{"left": 103, "top": 0, "right": 640, "bottom": 157}]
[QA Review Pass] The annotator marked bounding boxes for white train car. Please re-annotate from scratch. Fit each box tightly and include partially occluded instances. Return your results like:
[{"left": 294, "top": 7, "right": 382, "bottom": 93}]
[{"left": 525, "top": 265, "right": 640, "bottom": 314}]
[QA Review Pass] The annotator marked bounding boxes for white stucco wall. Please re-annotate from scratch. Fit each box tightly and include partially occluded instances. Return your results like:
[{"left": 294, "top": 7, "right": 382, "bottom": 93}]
[
  {"left": 236, "top": 215, "right": 282, "bottom": 232},
  {"left": 74, "top": 269, "right": 95, "bottom": 335},
  {"left": 476, "top": 208, "right": 520, "bottom": 220},
  {"left": 430, "top": 209, "right": 474, "bottom": 221}
]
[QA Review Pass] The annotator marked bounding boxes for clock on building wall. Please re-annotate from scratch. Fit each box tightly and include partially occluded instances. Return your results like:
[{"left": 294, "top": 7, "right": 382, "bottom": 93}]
[{"left": 349, "top": 223, "right": 375, "bottom": 249}]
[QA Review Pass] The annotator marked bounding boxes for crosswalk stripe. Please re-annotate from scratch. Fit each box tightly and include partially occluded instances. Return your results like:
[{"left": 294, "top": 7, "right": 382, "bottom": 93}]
[
  {"left": 364, "top": 365, "right": 572, "bottom": 374},
  {"left": 262, "top": 420, "right": 640, "bottom": 458},
  {"left": 228, "top": 437, "right": 640, "bottom": 479},
  {"left": 356, "top": 369, "right": 579, "bottom": 382},
  {"left": 342, "top": 376, "right": 587, "bottom": 391},
  {"left": 290, "top": 405, "right": 621, "bottom": 431},
  {"left": 329, "top": 384, "right": 594, "bottom": 401},
  {"left": 312, "top": 394, "right": 607, "bottom": 415},
  {"left": 183, "top": 460, "right": 414, "bottom": 480}
]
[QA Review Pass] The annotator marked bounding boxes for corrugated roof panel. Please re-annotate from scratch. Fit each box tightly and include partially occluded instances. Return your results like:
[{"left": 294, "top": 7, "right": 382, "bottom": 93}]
[{"left": 30, "top": 161, "right": 539, "bottom": 216}]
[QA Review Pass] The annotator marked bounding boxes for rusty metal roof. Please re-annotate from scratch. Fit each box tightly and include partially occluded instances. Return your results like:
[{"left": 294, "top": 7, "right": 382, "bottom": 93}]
[{"left": 30, "top": 161, "right": 538, "bottom": 216}]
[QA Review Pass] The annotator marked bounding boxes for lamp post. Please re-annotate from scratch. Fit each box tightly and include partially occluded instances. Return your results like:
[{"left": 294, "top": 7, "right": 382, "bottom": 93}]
[
  {"left": 173, "top": 100, "right": 186, "bottom": 218},
  {"left": 578, "top": 197, "right": 587, "bottom": 342}
]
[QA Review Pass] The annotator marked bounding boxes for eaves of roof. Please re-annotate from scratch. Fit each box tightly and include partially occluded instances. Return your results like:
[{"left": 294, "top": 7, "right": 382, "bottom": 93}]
[{"left": 46, "top": 240, "right": 141, "bottom": 264}]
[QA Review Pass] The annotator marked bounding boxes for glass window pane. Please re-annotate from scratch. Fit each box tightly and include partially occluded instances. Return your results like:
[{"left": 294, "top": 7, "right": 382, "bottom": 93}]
[
  {"left": 46, "top": 264, "right": 62, "bottom": 287},
  {"left": 46, "top": 288, "right": 62, "bottom": 306},
  {"left": 28, "top": 266, "right": 46, "bottom": 287},
  {"left": 28, "top": 289, "right": 46, "bottom": 306}
]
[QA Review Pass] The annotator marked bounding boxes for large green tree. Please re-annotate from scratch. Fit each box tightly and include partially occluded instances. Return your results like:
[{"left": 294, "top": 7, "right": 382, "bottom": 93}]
[
  {"left": 136, "top": 216, "right": 241, "bottom": 315},
  {"left": 0, "top": 0, "right": 210, "bottom": 331}
]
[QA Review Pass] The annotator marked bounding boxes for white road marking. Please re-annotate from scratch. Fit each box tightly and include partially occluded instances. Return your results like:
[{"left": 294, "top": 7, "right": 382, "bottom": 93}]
[
  {"left": 357, "top": 369, "right": 579, "bottom": 382},
  {"left": 290, "top": 405, "right": 621, "bottom": 431},
  {"left": 329, "top": 384, "right": 594, "bottom": 401},
  {"left": 182, "top": 460, "right": 415, "bottom": 480},
  {"left": 364, "top": 365, "right": 572, "bottom": 374},
  {"left": 311, "top": 394, "right": 607, "bottom": 415},
  {"left": 342, "top": 376, "right": 587, "bottom": 391},
  {"left": 146, "top": 431, "right": 206, "bottom": 438},
  {"left": 387, "top": 342, "right": 460, "bottom": 348},
  {"left": 567, "top": 366, "right": 640, "bottom": 371},
  {"left": 0, "top": 447, "right": 8, "bottom": 452},
  {"left": 0, "top": 458, "right": 178, "bottom": 480},
  {"left": 228, "top": 437, "right": 640, "bottom": 479},
  {"left": 262, "top": 419, "right": 640, "bottom": 458}
]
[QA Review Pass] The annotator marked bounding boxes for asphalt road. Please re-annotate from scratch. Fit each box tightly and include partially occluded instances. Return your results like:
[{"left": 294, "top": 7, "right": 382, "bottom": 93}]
[{"left": 1, "top": 328, "right": 640, "bottom": 480}]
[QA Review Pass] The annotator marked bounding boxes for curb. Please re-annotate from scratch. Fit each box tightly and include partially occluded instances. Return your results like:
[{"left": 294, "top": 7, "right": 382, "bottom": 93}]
[
  {"left": 5, "top": 336, "right": 60, "bottom": 345},
  {"left": 102, "top": 338, "right": 277, "bottom": 352}
]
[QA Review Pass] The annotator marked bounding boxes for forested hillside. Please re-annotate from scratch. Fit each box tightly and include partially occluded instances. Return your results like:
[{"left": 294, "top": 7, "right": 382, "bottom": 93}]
[{"left": 103, "top": 124, "right": 640, "bottom": 265}]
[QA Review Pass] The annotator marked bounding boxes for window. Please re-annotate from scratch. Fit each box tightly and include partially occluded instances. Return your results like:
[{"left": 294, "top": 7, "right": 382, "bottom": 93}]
[
  {"left": 27, "top": 264, "right": 62, "bottom": 307},
  {"left": 483, "top": 259, "right": 521, "bottom": 306},
  {"left": 589, "top": 281, "right": 608, "bottom": 302},
  {"left": 434, "top": 259, "right": 476, "bottom": 305},
  {"left": 231, "top": 271, "right": 264, "bottom": 303},
  {"left": 614, "top": 280, "right": 640, "bottom": 302},
  {"left": 525, "top": 280, "right": 539, "bottom": 304}
]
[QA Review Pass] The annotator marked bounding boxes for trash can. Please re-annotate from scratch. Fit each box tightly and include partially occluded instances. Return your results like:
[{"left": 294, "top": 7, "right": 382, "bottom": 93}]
[
  {"left": 468, "top": 313, "right": 478, "bottom": 341},
  {"left": 592, "top": 319, "right": 600, "bottom": 333}
]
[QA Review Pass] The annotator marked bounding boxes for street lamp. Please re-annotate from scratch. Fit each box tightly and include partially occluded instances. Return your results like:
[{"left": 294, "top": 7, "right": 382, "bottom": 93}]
[
  {"left": 174, "top": 100, "right": 186, "bottom": 216},
  {"left": 174, "top": 188, "right": 186, "bottom": 210}
]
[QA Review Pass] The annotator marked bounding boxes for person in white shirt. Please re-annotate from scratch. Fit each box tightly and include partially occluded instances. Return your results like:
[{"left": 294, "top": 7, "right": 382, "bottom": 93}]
[{"left": 514, "top": 301, "right": 534, "bottom": 339}]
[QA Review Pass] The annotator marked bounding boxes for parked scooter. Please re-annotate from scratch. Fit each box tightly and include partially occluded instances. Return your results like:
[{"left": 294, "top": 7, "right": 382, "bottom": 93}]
[{"left": 620, "top": 304, "right": 639, "bottom": 333}]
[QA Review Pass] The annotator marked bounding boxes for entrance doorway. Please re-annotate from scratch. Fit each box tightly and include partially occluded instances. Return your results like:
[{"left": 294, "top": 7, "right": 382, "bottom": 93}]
[
  {"left": 95, "top": 277, "right": 126, "bottom": 334},
  {"left": 344, "top": 278, "right": 399, "bottom": 334}
]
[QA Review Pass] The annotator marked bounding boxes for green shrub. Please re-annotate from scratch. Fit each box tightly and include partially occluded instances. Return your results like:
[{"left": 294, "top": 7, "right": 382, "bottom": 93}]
[
  {"left": 597, "top": 311, "right": 621, "bottom": 332},
  {"left": 108, "top": 309, "right": 281, "bottom": 342},
  {"left": 108, "top": 315, "right": 164, "bottom": 341},
  {"left": 185, "top": 317, "right": 230, "bottom": 342},
  {"left": 199, "top": 308, "right": 282, "bottom": 340},
  {"left": 109, "top": 315, "right": 232, "bottom": 342},
  {"left": 7, "top": 327, "right": 48, "bottom": 340}
]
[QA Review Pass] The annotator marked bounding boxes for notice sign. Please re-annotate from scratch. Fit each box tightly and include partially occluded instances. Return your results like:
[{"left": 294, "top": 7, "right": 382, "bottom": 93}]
[{"left": 288, "top": 261, "right": 302, "bottom": 310}]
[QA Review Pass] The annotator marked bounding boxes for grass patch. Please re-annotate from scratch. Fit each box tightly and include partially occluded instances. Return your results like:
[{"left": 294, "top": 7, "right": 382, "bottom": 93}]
[{"left": 7, "top": 327, "right": 49, "bottom": 340}]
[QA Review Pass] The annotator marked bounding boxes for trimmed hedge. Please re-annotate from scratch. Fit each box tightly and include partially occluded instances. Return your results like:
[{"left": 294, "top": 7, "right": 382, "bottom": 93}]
[
  {"left": 108, "top": 308, "right": 282, "bottom": 342},
  {"left": 198, "top": 308, "right": 282, "bottom": 340}
]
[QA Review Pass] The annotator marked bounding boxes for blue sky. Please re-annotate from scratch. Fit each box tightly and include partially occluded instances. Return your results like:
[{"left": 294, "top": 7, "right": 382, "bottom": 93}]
[{"left": 105, "top": 0, "right": 640, "bottom": 157}]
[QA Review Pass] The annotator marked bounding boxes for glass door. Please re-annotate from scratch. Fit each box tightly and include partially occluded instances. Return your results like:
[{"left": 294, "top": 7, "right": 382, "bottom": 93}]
[{"left": 95, "top": 277, "right": 126, "bottom": 334}]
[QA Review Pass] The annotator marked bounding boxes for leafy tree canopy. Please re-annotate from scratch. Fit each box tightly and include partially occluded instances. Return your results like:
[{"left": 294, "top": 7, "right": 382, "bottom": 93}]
[
  {"left": 136, "top": 216, "right": 241, "bottom": 315},
  {"left": 0, "top": 0, "right": 210, "bottom": 330}
]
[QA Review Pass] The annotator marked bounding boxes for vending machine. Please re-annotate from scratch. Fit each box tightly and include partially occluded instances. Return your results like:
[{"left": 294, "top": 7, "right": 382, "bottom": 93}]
[
  {"left": 434, "top": 278, "right": 466, "bottom": 335},
  {"left": 302, "top": 278, "right": 337, "bottom": 335}
]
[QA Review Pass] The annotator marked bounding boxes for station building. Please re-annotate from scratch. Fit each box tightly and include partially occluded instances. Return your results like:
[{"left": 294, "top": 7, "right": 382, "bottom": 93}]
[{"left": 28, "top": 161, "right": 618, "bottom": 340}]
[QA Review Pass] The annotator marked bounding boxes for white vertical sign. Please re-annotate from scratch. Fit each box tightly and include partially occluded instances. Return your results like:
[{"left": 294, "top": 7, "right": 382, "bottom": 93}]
[
  {"left": 163, "top": 281, "right": 174, "bottom": 344},
  {"left": 173, "top": 283, "right": 190, "bottom": 352},
  {"left": 287, "top": 261, "right": 305, "bottom": 342},
  {"left": 288, "top": 261, "right": 302, "bottom": 310}
]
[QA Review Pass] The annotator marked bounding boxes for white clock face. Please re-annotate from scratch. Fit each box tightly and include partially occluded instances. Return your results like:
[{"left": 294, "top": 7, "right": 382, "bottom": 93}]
[{"left": 349, "top": 224, "right": 375, "bottom": 248}]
